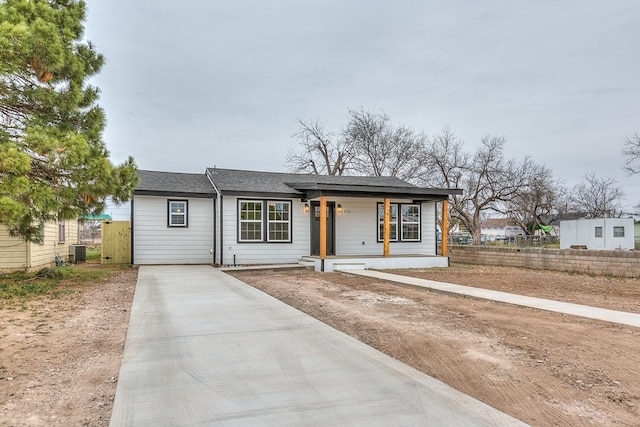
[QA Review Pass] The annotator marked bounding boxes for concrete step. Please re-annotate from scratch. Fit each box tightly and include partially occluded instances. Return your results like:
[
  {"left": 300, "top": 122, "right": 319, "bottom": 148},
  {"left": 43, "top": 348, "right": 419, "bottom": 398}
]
[{"left": 333, "top": 262, "right": 366, "bottom": 271}]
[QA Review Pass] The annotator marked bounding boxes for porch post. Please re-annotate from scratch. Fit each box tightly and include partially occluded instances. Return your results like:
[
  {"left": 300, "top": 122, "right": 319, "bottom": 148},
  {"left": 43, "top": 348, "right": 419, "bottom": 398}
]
[
  {"left": 441, "top": 199, "right": 448, "bottom": 257},
  {"left": 383, "top": 198, "right": 390, "bottom": 257},
  {"left": 320, "top": 196, "right": 327, "bottom": 259}
]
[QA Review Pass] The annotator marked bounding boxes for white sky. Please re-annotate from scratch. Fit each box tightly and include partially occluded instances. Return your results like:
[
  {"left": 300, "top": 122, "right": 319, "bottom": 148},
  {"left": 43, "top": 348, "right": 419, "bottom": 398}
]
[{"left": 83, "top": 0, "right": 640, "bottom": 212}]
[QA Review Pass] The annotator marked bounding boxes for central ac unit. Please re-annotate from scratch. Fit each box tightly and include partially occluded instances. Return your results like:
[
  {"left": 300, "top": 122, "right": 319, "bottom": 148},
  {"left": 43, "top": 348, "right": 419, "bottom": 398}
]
[{"left": 69, "top": 244, "right": 87, "bottom": 263}]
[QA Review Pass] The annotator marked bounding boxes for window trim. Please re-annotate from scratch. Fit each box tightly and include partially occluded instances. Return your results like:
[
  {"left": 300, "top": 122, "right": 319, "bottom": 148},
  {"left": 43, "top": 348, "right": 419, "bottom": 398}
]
[
  {"left": 238, "top": 199, "right": 292, "bottom": 243},
  {"left": 595, "top": 226, "right": 603, "bottom": 238},
  {"left": 377, "top": 202, "right": 422, "bottom": 243},
  {"left": 238, "top": 200, "right": 264, "bottom": 242},
  {"left": 58, "top": 220, "right": 66, "bottom": 243},
  {"left": 266, "top": 201, "right": 292, "bottom": 243},
  {"left": 613, "top": 226, "right": 625, "bottom": 238},
  {"left": 168, "top": 200, "right": 188, "bottom": 227}
]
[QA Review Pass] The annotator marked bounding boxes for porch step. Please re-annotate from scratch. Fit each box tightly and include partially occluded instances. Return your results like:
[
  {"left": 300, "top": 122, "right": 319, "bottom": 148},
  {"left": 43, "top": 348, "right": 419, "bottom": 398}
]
[
  {"left": 298, "top": 258, "right": 315, "bottom": 267},
  {"left": 333, "top": 262, "right": 366, "bottom": 271}
]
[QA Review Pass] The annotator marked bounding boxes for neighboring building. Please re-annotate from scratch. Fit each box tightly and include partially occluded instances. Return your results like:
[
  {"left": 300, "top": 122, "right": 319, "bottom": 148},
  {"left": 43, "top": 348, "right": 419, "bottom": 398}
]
[
  {"left": 635, "top": 221, "right": 640, "bottom": 249},
  {"left": 480, "top": 218, "right": 525, "bottom": 242},
  {"left": 560, "top": 218, "right": 635, "bottom": 250},
  {"left": 0, "top": 220, "right": 79, "bottom": 272},
  {"left": 132, "top": 168, "right": 462, "bottom": 271}
]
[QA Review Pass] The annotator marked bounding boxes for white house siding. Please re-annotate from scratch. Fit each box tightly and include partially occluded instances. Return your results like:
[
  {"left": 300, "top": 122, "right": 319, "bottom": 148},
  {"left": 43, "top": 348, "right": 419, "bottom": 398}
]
[
  {"left": 560, "top": 218, "right": 635, "bottom": 250},
  {"left": 334, "top": 198, "right": 437, "bottom": 256},
  {"left": 220, "top": 196, "right": 309, "bottom": 265},
  {"left": 133, "top": 195, "right": 214, "bottom": 264}
]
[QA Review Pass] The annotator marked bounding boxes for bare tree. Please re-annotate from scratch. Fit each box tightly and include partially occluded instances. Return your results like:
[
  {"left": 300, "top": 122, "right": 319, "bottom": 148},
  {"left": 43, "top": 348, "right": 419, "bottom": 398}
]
[
  {"left": 503, "top": 165, "right": 567, "bottom": 234},
  {"left": 571, "top": 173, "right": 625, "bottom": 218},
  {"left": 343, "top": 108, "right": 427, "bottom": 182},
  {"left": 623, "top": 132, "right": 640, "bottom": 175},
  {"left": 286, "top": 119, "right": 353, "bottom": 175},
  {"left": 421, "top": 128, "right": 540, "bottom": 244}
]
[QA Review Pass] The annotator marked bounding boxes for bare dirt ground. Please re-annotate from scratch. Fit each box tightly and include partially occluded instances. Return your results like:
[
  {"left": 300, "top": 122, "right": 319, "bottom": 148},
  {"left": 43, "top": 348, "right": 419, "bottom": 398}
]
[
  {"left": 0, "top": 263, "right": 137, "bottom": 427},
  {"left": 230, "top": 264, "right": 640, "bottom": 426},
  {"left": 2, "top": 263, "right": 639, "bottom": 426}
]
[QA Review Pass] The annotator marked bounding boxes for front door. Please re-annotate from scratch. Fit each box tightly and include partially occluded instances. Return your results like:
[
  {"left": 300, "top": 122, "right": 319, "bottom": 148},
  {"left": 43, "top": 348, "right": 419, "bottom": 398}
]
[{"left": 310, "top": 201, "right": 335, "bottom": 256}]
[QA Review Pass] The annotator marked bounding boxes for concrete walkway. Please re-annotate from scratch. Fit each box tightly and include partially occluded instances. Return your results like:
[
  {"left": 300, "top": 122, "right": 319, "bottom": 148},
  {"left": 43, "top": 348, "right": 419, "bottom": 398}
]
[
  {"left": 344, "top": 270, "right": 640, "bottom": 329},
  {"left": 110, "top": 265, "right": 525, "bottom": 426}
]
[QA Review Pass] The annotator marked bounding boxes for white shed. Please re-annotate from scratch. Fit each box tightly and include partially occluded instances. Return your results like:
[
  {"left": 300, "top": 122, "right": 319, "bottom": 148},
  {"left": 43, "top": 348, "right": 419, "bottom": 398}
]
[{"left": 560, "top": 218, "right": 635, "bottom": 250}]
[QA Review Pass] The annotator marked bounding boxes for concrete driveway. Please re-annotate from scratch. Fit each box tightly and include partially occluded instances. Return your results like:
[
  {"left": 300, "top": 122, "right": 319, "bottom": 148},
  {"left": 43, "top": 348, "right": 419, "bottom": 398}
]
[{"left": 110, "top": 265, "right": 525, "bottom": 426}]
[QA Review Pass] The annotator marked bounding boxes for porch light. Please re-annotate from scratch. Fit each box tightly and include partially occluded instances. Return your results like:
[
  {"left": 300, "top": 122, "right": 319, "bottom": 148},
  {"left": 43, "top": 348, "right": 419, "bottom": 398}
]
[
  {"left": 337, "top": 204, "right": 343, "bottom": 214},
  {"left": 303, "top": 203, "right": 310, "bottom": 213}
]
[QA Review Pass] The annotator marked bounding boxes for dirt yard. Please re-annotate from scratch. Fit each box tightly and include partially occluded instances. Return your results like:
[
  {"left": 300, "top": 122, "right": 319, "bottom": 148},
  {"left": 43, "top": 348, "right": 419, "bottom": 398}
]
[
  {"left": 0, "top": 264, "right": 137, "bottom": 427},
  {"left": 2, "top": 263, "right": 639, "bottom": 426},
  {"left": 230, "top": 264, "right": 640, "bottom": 426}
]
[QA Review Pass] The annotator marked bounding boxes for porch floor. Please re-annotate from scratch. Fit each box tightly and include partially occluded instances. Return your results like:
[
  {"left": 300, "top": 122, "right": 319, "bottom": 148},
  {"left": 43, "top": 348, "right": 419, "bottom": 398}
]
[{"left": 300, "top": 254, "right": 449, "bottom": 272}]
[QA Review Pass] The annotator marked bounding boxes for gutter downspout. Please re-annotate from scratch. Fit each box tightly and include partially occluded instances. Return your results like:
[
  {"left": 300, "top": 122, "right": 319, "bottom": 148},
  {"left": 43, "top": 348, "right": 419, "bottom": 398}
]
[
  {"left": 207, "top": 172, "right": 222, "bottom": 265},
  {"left": 130, "top": 198, "right": 135, "bottom": 264}
]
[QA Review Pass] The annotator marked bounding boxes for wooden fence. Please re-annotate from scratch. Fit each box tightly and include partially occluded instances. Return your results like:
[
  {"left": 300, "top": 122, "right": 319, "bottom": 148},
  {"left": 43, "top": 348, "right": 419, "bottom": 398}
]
[{"left": 101, "top": 221, "right": 131, "bottom": 264}]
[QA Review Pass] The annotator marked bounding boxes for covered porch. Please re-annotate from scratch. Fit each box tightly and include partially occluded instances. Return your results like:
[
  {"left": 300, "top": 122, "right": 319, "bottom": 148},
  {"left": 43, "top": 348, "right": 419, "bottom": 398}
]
[{"left": 288, "top": 181, "right": 462, "bottom": 273}]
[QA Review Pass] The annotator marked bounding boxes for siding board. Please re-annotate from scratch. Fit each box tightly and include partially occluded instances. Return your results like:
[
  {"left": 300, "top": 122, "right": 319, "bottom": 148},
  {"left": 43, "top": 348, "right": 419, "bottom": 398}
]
[{"left": 133, "top": 195, "right": 214, "bottom": 264}]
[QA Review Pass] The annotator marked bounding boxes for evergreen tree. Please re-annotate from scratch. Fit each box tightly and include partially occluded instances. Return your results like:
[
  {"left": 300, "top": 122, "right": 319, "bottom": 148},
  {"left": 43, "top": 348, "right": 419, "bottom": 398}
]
[{"left": 0, "top": 0, "right": 137, "bottom": 242}]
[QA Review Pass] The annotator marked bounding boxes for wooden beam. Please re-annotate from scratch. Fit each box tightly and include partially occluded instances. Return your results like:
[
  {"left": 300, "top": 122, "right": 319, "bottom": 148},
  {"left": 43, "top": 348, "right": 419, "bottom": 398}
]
[
  {"left": 441, "top": 199, "right": 448, "bottom": 257},
  {"left": 383, "top": 198, "right": 390, "bottom": 257},
  {"left": 320, "top": 196, "right": 327, "bottom": 259}
]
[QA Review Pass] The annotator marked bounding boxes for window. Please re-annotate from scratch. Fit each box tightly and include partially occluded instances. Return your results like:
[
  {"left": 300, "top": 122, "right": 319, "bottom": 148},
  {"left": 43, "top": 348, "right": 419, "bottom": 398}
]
[
  {"left": 595, "top": 226, "right": 603, "bottom": 238},
  {"left": 267, "top": 201, "right": 291, "bottom": 242},
  {"left": 58, "top": 221, "right": 66, "bottom": 243},
  {"left": 377, "top": 203, "right": 421, "bottom": 242},
  {"left": 378, "top": 204, "right": 398, "bottom": 241},
  {"left": 401, "top": 205, "right": 421, "bottom": 241},
  {"left": 168, "top": 200, "right": 188, "bottom": 227},
  {"left": 238, "top": 199, "right": 291, "bottom": 243},
  {"left": 613, "top": 226, "right": 625, "bottom": 238}
]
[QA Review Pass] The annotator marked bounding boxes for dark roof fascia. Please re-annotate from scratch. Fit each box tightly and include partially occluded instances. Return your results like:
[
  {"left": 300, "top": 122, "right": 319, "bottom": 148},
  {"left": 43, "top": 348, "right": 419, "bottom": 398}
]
[
  {"left": 134, "top": 190, "right": 215, "bottom": 199},
  {"left": 220, "top": 190, "right": 303, "bottom": 199}
]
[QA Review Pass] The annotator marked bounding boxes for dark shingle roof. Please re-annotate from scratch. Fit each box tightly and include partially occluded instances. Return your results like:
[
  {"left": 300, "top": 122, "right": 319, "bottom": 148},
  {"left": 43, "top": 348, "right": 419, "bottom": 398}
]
[
  {"left": 206, "top": 168, "right": 462, "bottom": 200},
  {"left": 135, "top": 170, "right": 215, "bottom": 196},
  {"left": 134, "top": 168, "right": 462, "bottom": 200},
  {"left": 205, "top": 168, "right": 412, "bottom": 194}
]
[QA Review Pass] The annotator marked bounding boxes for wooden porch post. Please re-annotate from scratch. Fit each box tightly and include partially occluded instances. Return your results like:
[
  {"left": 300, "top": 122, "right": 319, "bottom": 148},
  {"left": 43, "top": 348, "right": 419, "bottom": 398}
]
[
  {"left": 320, "top": 196, "right": 327, "bottom": 259},
  {"left": 441, "top": 199, "right": 448, "bottom": 257},
  {"left": 383, "top": 198, "right": 390, "bottom": 257}
]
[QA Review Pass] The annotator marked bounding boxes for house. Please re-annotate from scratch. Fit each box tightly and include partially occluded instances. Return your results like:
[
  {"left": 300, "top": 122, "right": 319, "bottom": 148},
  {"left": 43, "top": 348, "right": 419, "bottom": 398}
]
[
  {"left": 560, "top": 218, "right": 635, "bottom": 250},
  {"left": 480, "top": 218, "right": 525, "bottom": 242},
  {"left": 0, "top": 220, "right": 79, "bottom": 272},
  {"left": 132, "top": 168, "right": 462, "bottom": 271}
]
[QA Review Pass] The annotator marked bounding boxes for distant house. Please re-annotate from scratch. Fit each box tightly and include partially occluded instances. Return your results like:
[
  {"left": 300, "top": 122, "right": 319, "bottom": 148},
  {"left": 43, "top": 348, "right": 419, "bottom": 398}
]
[
  {"left": 480, "top": 218, "right": 525, "bottom": 242},
  {"left": 560, "top": 218, "right": 635, "bottom": 250},
  {"left": 0, "top": 221, "right": 79, "bottom": 272},
  {"left": 132, "top": 168, "right": 462, "bottom": 271}
]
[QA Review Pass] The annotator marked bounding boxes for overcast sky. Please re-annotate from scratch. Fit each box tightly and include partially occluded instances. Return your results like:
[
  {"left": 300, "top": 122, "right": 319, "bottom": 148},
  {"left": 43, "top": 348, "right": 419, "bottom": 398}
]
[{"left": 83, "top": 0, "right": 640, "bottom": 212}]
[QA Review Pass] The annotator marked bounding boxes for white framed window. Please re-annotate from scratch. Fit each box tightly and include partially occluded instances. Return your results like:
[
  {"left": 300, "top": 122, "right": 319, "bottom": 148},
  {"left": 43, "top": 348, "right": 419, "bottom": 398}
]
[
  {"left": 168, "top": 200, "right": 188, "bottom": 227},
  {"left": 377, "top": 203, "right": 421, "bottom": 242},
  {"left": 401, "top": 205, "right": 421, "bottom": 241},
  {"left": 595, "top": 226, "right": 603, "bottom": 238},
  {"left": 613, "top": 226, "right": 625, "bottom": 238},
  {"left": 238, "top": 199, "right": 292, "bottom": 243},
  {"left": 239, "top": 200, "right": 263, "bottom": 241},
  {"left": 378, "top": 203, "right": 398, "bottom": 241},
  {"left": 267, "top": 201, "right": 291, "bottom": 242}
]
